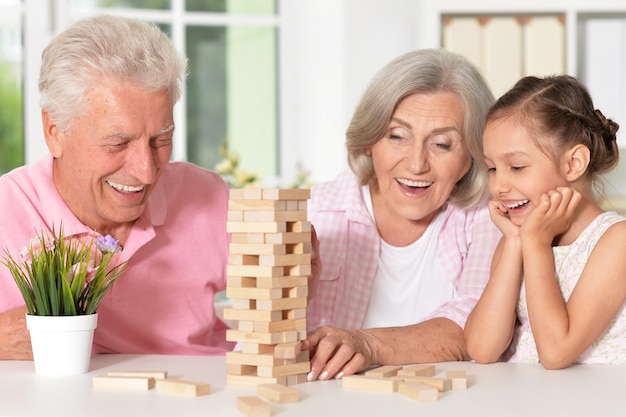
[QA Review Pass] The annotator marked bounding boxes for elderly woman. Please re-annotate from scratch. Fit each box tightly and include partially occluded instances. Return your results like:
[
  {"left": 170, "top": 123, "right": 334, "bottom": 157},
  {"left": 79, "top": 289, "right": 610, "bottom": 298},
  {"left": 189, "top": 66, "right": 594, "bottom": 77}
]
[{"left": 304, "top": 48, "right": 500, "bottom": 381}]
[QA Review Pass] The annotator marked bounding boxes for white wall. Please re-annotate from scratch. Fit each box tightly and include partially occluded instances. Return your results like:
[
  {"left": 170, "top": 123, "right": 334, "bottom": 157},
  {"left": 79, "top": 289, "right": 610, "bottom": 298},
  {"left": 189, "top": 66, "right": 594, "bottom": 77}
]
[{"left": 280, "top": 0, "right": 626, "bottom": 197}]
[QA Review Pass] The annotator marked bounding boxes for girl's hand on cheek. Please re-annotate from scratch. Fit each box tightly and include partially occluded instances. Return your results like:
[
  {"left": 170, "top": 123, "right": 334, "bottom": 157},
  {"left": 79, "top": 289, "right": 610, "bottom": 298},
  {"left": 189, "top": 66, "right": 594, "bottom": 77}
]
[
  {"left": 522, "top": 187, "right": 580, "bottom": 244},
  {"left": 489, "top": 199, "right": 520, "bottom": 237}
]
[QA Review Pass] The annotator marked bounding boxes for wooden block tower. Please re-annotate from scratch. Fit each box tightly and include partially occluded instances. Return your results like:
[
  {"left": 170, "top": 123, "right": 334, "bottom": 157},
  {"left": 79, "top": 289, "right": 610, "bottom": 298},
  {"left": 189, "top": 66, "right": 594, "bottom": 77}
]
[{"left": 225, "top": 188, "right": 312, "bottom": 387}]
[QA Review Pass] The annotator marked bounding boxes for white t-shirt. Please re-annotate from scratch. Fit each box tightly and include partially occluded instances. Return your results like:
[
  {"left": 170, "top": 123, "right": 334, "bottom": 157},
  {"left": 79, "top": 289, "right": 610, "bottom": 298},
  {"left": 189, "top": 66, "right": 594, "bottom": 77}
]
[{"left": 361, "top": 185, "right": 454, "bottom": 328}]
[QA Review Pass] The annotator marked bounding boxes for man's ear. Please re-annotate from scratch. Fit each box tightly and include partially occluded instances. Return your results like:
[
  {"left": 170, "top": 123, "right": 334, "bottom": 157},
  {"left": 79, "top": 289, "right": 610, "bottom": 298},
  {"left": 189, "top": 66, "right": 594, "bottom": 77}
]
[
  {"left": 42, "top": 109, "right": 64, "bottom": 158},
  {"left": 563, "top": 143, "right": 590, "bottom": 182}
]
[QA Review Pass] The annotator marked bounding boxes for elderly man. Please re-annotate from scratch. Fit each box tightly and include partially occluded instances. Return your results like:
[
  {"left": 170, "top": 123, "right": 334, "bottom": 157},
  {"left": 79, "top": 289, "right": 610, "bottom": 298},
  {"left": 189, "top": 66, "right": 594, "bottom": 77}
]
[{"left": 0, "top": 14, "right": 232, "bottom": 358}]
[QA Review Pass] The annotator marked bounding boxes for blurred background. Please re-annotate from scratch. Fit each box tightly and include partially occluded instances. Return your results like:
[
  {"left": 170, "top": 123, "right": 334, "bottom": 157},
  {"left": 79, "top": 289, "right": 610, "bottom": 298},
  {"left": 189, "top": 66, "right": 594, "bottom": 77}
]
[{"left": 0, "top": 0, "right": 625, "bottom": 211}]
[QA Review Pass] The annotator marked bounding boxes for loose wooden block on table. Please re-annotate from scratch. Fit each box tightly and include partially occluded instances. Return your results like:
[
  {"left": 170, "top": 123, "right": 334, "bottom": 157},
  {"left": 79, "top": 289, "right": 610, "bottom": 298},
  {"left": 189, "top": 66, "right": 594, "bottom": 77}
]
[
  {"left": 394, "top": 376, "right": 452, "bottom": 392},
  {"left": 107, "top": 370, "right": 167, "bottom": 379},
  {"left": 398, "top": 381, "right": 439, "bottom": 402},
  {"left": 342, "top": 375, "right": 398, "bottom": 393},
  {"left": 154, "top": 378, "right": 211, "bottom": 397},
  {"left": 92, "top": 375, "right": 155, "bottom": 391},
  {"left": 237, "top": 396, "right": 272, "bottom": 417},
  {"left": 397, "top": 364, "right": 436, "bottom": 377},
  {"left": 364, "top": 365, "right": 403, "bottom": 378},
  {"left": 446, "top": 370, "right": 468, "bottom": 389},
  {"left": 257, "top": 383, "right": 299, "bottom": 403}
]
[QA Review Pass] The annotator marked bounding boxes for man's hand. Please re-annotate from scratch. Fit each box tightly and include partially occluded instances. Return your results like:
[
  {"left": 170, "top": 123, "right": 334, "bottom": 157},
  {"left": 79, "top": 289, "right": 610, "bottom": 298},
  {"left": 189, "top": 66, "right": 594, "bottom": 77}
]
[{"left": 0, "top": 305, "right": 33, "bottom": 360}]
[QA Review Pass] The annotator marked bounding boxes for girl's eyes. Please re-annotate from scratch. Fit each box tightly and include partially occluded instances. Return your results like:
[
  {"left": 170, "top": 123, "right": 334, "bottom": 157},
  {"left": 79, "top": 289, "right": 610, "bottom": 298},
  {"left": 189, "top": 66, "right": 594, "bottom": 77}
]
[{"left": 485, "top": 166, "right": 526, "bottom": 172}]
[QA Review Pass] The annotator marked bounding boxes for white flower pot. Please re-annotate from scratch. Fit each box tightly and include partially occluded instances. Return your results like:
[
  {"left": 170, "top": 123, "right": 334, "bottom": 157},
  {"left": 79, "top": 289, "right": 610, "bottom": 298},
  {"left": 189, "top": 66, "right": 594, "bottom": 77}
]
[{"left": 25, "top": 313, "right": 98, "bottom": 376}]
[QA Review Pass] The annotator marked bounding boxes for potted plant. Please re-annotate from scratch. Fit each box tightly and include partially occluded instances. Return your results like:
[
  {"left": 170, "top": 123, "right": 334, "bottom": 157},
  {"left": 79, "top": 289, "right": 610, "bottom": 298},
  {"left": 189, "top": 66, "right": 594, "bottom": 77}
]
[{"left": 1, "top": 225, "right": 127, "bottom": 375}]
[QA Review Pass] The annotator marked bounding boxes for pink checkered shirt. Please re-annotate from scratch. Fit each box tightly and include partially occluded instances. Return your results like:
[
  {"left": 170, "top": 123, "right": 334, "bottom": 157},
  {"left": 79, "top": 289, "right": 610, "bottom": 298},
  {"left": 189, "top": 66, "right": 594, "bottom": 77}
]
[{"left": 307, "top": 170, "right": 500, "bottom": 331}]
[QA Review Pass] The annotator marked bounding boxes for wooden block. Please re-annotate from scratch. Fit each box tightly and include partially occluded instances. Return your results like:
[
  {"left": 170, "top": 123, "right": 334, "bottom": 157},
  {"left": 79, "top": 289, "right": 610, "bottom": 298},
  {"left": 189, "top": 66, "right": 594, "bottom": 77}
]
[
  {"left": 263, "top": 232, "right": 311, "bottom": 244},
  {"left": 256, "top": 361, "right": 311, "bottom": 378},
  {"left": 229, "top": 199, "right": 286, "bottom": 211},
  {"left": 259, "top": 253, "right": 311, "bottom": 267},
  {"left": 256, "top": 276, "right": 308, "bottom": 289},
  {"left": 228, "top": 210, "right": 244, "bottom": 221},
  {"left": 224, "top": 308, "right": 282, "bottom": 322},
  {"left": 254, "top": 318, "right": 306, "bottom": 333},
  {"left": 286, "top": 373, "right": 308, "bottom": 386},
  {"left": 228, "top": 254, "right": 260, "bottom": 266},
  {"left": 285, "top": 264, "right": 311, "bottom": 276},
  {"left": 230, "top": 188, "right": 263, "bottom": 200},
  {"left": 255, "top": 297, "right": 307, "bottom": 311},
  {"left": 398, "top": 381, "right": 438, "bottom": 402},
  {"left": 446, "top": 370, "right": 467, "bottom": 389},
  {"left": 244, "top": 210, "right": 308, "bottom": 222},
  {"left": 227, "top": 265, "right": 285, "bottom": 278},
  {"left": 398, "top": 364, "right": 436, "bottom": 377},
  {"left": 231, "top": 232, "right": 266, "bottom": 244},
  {"left": 241, "top": 342, "right": 276, "bottom": 355},
  {"left": 229, "top": 243, "right": 287, "bottom": 255},
  {"left": 286, "top": 221, "right": 311, "bottom": 233},
  {"left": 274, "top": 341, "right": 301, "bottom": 359},
  {"left": 284, "top": 286, "right": 308, "bottom": 298},
  {"left": 364, "top": 365, "right": 403, "bottom": 378},
  {"left": 227, "top": 276, "right": 258, "bottom": 288},
  {"left": 227, "top": 374, "right": 287, "bottom": 388},
  {"left": 286, "top": 242, "right": 311, "bottom": 254},
  {"left": 237, "top": 396, "right": 271, "bottom": 417},
  {"left": 107, "top": 370, "right": 167, "bottom": 379},
  {"left": 342, "top": 375, "right": 398, "bottom": 393},
  {"left": 231, "top": 298, "right": 255, "bottom": 310},
  {"left": 394, "top": 376, "right": 452, "bottom": 392},
  {"left": 226, "top": 287, "right": 283, "bottom": 300},
  {"left": 257, "top": 383, "right": 299, "bottom": 403},
  {"left": 226, "top": 329, "right": 299, "bottom": 344},
  {"left": 92, "top": 375, "right": 155, "bottom": 391},
  {"left": 155, "top": 378, "right": 211, "bottom": 397},
  {"left": 283, "top": 308, "right": 306, "bottom": 320},
  {"left": 262, "top": 189, "right": 311, "bottom": 201},
  {"left": 227, "top": 221, "right": 287, "bottom": 234},
  {"left": 227, "top": 352, "right": 280, "bottom": 367},
  {"left": 227, "top": 363, "right": 258, "bottom": 376}
]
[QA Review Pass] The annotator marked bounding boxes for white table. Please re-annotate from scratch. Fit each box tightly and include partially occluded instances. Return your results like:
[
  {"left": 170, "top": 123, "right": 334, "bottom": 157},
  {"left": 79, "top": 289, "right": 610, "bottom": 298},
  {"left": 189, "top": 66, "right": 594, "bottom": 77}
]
[{"left": 0, "top": 354, "right": 624, "bottom": 417}]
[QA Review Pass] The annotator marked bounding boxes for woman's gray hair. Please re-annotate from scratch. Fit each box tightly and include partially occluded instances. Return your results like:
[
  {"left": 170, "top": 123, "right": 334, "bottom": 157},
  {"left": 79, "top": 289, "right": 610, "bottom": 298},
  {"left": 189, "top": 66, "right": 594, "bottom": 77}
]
[
  {"left": 346, "top": 48, "right": 495, "bottom": 208},
  {"left": 39, "top": 14, "right": 187, "bottom": 133}
]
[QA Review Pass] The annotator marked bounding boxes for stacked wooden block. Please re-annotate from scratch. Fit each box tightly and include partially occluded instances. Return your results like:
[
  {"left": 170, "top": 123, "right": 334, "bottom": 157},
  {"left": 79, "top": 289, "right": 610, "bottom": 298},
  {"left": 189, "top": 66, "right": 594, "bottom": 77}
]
[{"left": 225, "top": 188, "right": 312, "bottom": 387}]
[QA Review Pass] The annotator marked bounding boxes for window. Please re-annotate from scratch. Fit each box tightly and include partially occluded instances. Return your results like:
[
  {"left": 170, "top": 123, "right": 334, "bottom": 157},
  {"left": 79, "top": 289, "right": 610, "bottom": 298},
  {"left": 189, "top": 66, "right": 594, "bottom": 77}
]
[
  {"left": 7, "top": 0, "right": 279, "bottom": 180},
  {"left": 0, "top": 0, "right": 24, "bottom": 174}
]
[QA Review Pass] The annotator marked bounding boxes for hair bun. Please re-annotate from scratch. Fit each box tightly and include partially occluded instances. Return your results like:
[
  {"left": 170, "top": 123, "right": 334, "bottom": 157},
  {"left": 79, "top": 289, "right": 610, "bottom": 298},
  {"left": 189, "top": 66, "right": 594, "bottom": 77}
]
[{"left": 594, "top": 109, "right": 619, "bottom": 138}]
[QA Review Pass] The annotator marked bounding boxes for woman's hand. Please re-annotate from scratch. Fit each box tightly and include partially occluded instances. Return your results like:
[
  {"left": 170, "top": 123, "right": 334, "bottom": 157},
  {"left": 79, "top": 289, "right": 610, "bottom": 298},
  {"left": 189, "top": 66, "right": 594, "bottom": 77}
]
[{"left": 302, "top": 325, "right": 379, "bottom": 381}]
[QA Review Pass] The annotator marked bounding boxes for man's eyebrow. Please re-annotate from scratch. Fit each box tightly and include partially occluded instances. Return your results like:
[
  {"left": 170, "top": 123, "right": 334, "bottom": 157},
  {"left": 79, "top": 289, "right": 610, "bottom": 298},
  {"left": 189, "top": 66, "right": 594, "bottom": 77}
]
[{"left": 155, "top": 124, "right": 175, "bottom": 135}]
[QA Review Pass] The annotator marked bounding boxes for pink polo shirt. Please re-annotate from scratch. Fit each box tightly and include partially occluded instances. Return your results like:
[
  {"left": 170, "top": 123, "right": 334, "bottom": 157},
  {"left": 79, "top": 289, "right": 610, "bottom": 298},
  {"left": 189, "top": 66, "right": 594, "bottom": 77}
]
[{"left": 0, "top": 156, "right": 234, "bottom": 355}]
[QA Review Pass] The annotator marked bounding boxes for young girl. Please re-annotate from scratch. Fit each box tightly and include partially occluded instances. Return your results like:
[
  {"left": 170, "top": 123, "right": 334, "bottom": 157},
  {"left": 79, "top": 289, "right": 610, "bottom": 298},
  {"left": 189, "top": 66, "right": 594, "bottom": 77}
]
[{"left": 464, "top": 75, "right": 626, "bottom": 369}]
